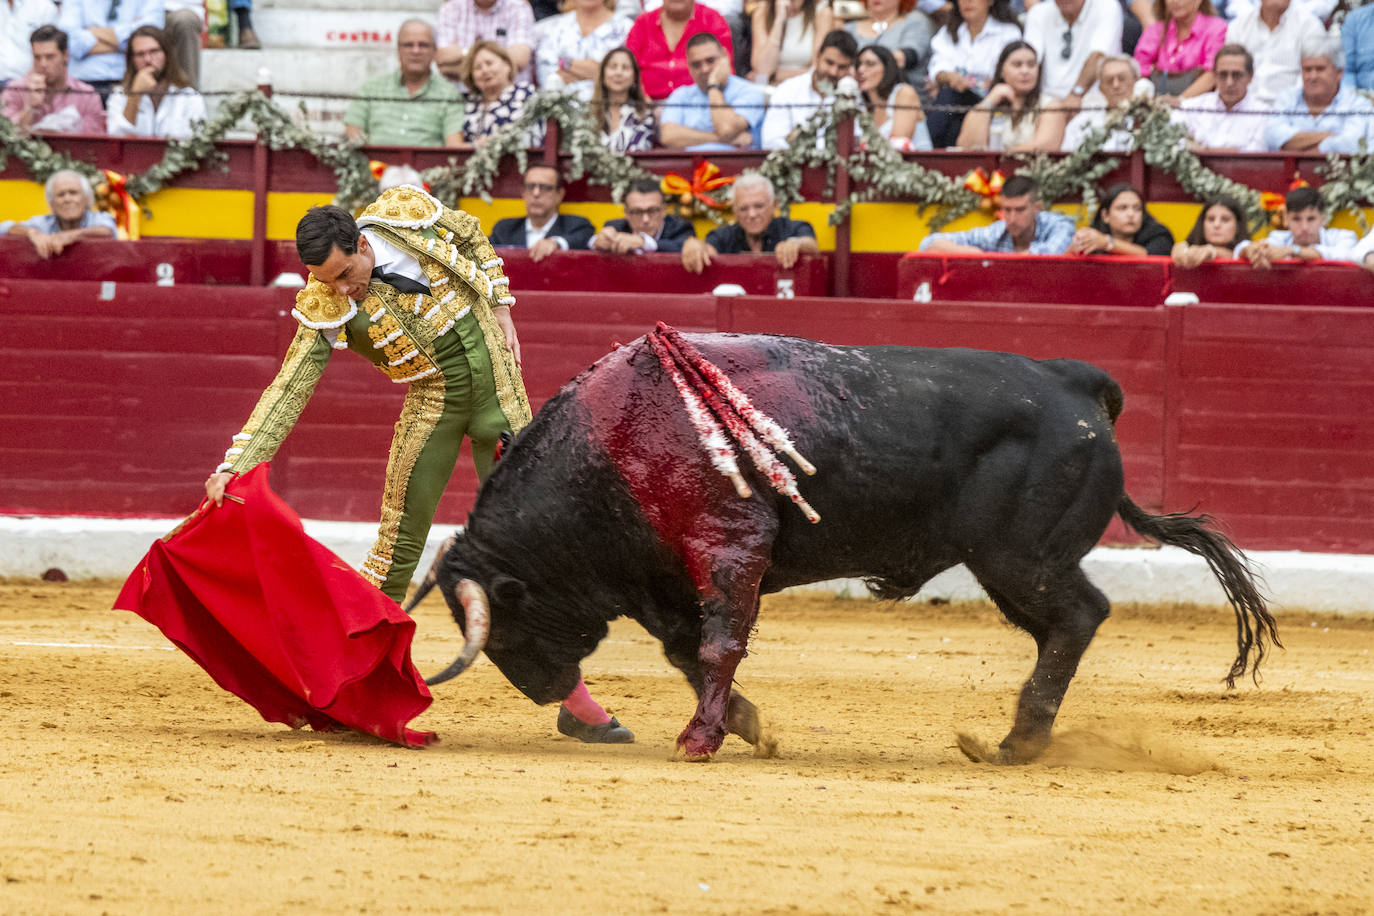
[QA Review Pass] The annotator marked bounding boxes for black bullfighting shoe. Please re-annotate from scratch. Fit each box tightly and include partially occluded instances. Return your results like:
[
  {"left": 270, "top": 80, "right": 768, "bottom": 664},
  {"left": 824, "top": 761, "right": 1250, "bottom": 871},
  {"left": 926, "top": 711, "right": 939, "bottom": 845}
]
[{"left": 557, "top": 707, "right": 635, "bottom": 744}]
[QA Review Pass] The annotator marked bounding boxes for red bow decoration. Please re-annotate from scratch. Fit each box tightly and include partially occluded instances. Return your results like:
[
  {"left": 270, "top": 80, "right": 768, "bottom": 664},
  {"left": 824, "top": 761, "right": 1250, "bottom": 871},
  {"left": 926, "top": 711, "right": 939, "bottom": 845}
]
[
  {"left": 98, "top": 169, "right": 140, "bottom": 240},
  {"left": 1261, "top": 175, "right": 1311, "bottom": 228},
  {"left": 963, "top": 168, "right": 1005, "bottom": 211},
  {"left": 661, "top": 161, "right": 735, "bottom": 211},
  {"left": 369, "top": 159, "right": 431, "bottom": 193}
]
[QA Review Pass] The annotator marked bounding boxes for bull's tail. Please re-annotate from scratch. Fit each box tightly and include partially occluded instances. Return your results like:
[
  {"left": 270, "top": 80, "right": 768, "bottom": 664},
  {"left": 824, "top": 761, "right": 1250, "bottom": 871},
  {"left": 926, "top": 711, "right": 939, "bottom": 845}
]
[{"left": 1116, "top": 495, "right": 1281, "bottom": 687}]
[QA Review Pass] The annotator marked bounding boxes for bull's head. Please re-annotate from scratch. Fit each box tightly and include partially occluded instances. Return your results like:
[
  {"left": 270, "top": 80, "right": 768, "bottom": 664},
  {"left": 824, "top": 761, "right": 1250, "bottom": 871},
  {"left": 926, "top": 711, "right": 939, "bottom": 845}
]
[{"left": 418, "top": 536, "right": 581, "bottom": 704}]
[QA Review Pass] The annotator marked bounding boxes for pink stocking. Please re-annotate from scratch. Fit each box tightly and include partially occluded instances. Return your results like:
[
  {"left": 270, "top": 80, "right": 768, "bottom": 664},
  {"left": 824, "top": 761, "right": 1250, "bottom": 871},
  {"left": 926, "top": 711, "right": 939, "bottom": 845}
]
[{"left": 561, "top": 679, "right": 611, "bottom": 724}]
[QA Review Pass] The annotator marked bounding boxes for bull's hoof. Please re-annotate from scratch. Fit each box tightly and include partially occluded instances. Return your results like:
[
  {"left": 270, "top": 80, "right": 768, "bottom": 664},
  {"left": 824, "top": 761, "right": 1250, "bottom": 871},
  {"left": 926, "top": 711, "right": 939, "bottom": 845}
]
[
  {"left": 676, "top": 726, "right": 724, "bottom": 762},
  {"left": 557, "top": 708, "right": 635, "bottom": 744},
  {"left": 956, "top": 732, "right": 1045, "bottom": 765}
]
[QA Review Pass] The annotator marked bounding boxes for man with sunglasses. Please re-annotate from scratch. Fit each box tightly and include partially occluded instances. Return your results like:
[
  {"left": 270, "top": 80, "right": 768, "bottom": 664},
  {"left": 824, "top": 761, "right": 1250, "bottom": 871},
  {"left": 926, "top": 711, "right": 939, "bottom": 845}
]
[
  {"left": 1023, "top": 0, "right": 1122, "bottom": 101},
  {"left": 489, "top": 163, "right": 595, "bottom": 261},
  {"left": 593, "top": 177, "right": 696, "bottom": 255},
  {"left": 205, "top": 186, "right": 636, "bottom": 745}
]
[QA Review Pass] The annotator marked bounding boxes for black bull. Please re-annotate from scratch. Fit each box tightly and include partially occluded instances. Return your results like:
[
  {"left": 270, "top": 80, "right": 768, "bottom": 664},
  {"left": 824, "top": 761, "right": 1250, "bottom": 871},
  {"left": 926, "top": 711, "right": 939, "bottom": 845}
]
[{"left": 408, "top": 331, "right": 1278, "bottom": 763}]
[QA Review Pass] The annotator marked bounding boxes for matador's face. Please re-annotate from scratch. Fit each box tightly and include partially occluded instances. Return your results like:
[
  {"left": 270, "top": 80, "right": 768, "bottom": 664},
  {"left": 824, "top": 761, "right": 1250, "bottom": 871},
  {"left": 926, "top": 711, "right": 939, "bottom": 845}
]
[{"left": 308, "top": 235, "right": 376, "bottom": 302}]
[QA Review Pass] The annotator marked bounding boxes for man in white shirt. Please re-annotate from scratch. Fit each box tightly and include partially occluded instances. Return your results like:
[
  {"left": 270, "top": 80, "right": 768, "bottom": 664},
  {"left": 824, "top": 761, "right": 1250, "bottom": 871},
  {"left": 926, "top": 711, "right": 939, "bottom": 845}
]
[
  {"left": 1224, "top": 0, "right": 1324, "bottom": 106},
  {"left": 760, "top": 29, "right": 857, "bottom": 150},
  {"left": 1024, "top": 0, "right": 1122, "bottom": 101},
  {"left": 106, "top": 24, "right": 205, "bottom": 138},
  {"left": 0, "top": 0, "right": 58, "bottom": 84},
  {"left": 1236, "top": 186, "right": 1357, "bottom": 267},
  {"left": 1172, "top": 44, "right": 1269, "bottom": 151}
]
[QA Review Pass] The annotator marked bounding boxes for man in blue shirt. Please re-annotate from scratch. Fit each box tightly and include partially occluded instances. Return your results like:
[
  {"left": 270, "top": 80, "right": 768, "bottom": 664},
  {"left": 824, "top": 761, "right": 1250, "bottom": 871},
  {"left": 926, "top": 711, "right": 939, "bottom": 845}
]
[
  {"left": 660, "top": 32, "right": 765, "bottom": 152},
  {"left": 918, "top": 176, "right": 1076, "bottom": 255},
  {"left": 1340, "top": 3, "right": 1374, "bottom": 92},
  {"left": 57, "top": 0, "right": 163, "bottom": 97},
  {"left": 1264, "top": 34, "right": 1374, "bottom": 154}
]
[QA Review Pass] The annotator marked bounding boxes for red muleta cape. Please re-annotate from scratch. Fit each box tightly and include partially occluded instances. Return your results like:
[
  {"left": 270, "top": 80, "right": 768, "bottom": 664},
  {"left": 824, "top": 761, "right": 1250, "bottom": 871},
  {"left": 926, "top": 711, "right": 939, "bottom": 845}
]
[{"left": 114, "top": 464, "right": 436, "bottom": 746}]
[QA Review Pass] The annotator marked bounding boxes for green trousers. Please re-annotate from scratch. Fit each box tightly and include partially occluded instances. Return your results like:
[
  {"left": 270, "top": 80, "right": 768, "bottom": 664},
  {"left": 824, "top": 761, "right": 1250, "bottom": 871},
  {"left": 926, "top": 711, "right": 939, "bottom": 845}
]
[{"left": 362, "top": 315, "right": 511, "bottom": 603}]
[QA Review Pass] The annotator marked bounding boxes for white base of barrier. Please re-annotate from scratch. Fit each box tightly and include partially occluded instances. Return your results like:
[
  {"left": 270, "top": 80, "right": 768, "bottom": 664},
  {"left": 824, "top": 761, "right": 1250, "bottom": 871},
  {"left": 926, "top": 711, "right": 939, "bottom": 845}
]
[{"left": 3, "top": 514, "right": 1372, "bottom": 615}]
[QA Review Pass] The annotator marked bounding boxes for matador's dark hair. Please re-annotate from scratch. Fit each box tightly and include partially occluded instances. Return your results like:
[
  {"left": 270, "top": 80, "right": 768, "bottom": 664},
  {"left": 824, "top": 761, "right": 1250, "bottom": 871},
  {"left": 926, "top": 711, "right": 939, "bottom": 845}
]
[{"left": 296, "top": 205, "right": 361, "bottom": 266}]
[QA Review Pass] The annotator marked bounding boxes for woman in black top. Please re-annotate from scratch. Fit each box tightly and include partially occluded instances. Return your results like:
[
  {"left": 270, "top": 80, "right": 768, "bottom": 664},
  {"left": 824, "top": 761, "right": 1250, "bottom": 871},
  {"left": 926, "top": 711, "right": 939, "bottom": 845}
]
[{"left": 1068, "top": 183, "right": 1175, "bottom": 257}]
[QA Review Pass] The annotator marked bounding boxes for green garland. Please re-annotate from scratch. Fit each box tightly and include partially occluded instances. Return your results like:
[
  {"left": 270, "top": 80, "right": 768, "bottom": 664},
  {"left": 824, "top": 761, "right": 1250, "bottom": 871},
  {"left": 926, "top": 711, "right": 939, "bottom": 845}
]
[{"left": 2, "top": 88, "right": 1370, "bottom": 234}]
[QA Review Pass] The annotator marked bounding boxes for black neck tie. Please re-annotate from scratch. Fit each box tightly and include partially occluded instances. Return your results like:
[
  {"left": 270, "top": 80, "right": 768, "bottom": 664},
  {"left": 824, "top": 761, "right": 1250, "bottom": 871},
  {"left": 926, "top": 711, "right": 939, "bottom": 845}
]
[{"left": 370, "top": 267, "right": 430, "bottom": 296}]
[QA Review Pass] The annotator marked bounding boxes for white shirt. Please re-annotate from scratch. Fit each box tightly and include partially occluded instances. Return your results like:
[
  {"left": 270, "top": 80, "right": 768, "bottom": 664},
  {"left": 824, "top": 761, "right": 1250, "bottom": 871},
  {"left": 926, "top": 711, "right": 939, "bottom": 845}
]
[
  {"left": 1235, "top": 227, "right": 1359, "bottom": 261},
  {"left": 106, "top": 84, "right": 206, "bottom": 139},
  {"left": 1061, "top": 106, "right": 1136, "bottom": 151},
  {"left": 761, "top": 69, "right": 826, "bottom": 150},
  {"left": 1222, "top": 0, "right": 1336, "bottom": 24},
  {"left": 926, "top": 18, "right": 1023, "bottom": 88},
  {"left": 524, "top": 216, "right": 570, "bottom": 249},
  {"left": 1225, "top": 6, "right": 1325, "bottom": 107},
  {"left": 1349, "top": 227, "right": 1374, "bottom": 267},
  {"left": 1172, "top": 90, "right": 1270, "bottom": 151},
  {"left": 0, "top": 0, "right": 57, "bottom": 83},
  {"left": 362, "top": 231, "right": 430, "bottom": 295},
  {"left": 1024, "top": 0, "right": 1122, "bottom": 100}
]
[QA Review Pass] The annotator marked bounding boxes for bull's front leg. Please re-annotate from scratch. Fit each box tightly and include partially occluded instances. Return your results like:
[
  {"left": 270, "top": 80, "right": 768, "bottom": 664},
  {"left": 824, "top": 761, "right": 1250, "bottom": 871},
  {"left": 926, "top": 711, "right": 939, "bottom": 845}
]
[{"left": 677, "top": 590, "right": 760, "bottom": 761}]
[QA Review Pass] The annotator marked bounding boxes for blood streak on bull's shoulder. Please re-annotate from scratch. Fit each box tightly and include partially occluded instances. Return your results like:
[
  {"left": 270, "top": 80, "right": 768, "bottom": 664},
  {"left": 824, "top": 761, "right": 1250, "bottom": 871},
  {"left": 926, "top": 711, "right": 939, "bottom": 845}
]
[{"left": 573, "top": 333, "right": 819, "bottom": 596}]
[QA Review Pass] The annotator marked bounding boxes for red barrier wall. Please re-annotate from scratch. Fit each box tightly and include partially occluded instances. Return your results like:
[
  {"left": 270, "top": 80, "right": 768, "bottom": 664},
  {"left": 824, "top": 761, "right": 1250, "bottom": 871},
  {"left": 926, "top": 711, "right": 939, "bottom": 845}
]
[{"left": 3, "top": 254, "right": 1371, "bottom": 554}]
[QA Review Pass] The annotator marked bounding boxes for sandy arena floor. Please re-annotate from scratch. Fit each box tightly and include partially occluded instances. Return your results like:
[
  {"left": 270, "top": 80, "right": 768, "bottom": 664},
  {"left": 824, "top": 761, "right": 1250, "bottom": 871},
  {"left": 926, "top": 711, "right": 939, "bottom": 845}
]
[{"left": 2, "top": 578, "right": 1372, "bottom": 915}]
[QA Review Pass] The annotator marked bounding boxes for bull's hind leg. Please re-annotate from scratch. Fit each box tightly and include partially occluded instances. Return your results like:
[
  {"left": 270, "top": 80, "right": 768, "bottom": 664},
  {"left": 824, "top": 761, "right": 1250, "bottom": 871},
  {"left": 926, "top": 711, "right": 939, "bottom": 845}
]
[{"left": 962, "top": 564, "right": 1110, "bottom": 764}]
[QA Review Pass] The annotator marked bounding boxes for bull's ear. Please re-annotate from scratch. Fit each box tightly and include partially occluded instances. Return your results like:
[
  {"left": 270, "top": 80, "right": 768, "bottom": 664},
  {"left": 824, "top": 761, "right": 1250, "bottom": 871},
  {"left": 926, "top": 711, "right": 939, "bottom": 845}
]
[{"left": 489, "top": 575, "right": 528, "bottom": 612}]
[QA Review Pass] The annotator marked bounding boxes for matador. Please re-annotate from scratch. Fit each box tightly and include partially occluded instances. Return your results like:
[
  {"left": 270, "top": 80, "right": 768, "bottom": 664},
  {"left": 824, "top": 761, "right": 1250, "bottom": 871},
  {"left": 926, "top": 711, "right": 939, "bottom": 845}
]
[{"left": 203, "top": 185, "right": 633, "bottom": 744}]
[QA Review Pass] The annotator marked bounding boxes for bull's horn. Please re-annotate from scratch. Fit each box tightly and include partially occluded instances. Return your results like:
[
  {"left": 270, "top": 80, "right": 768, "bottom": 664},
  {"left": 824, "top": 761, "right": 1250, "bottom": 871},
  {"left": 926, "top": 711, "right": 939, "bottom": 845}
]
[{"left": 425, "top": 578, "right": 490, "bottom": 686}]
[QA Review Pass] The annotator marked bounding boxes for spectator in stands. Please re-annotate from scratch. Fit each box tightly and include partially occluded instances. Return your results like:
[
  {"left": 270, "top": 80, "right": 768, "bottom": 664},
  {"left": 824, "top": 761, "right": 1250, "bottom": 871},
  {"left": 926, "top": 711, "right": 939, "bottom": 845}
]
[
  {"left": 1132, "top": 0, "right": 1226, "bottom": 104},
  {"left": 955, "top": 41, "right": 1053, "bottom": 149},
  {"left": 856, "top": 44, "right": 931, "bottom": 150},
  {"left": 761, "top": 29, "right": 857, "bottom": 149},
  {"left": 1263, "top": 35, "right": 1374, "bottom": 154},
  {"left": 377, "top": 164, "right": 425, "bottom": 192},
  {"left": 1341, "top": 3, "right": 1374, "bottom": 92},
  {"left": 749, "top": 0, "right": 834, "bottom": 85},
  {"left": 844, "top": 0, "right": 933, "bottom": 85},
  {"left": 344, "top": 21, "right": 464, "bottom": 148},
  {"left": 106, "top": 25, "right": 204, "bottom": 138},
  {"left": 1349, "top": 225, "right": 1374, "bottom": 273},
  {"left": 436, "top": 0, "right": 535, "bottom": 86},
  {"left": 919, "top": 174, "right": 1074, "bottom": 253},
  {"left": 2, "top": 170, "right": 116, "bottom": 258},
  {"left": 1237, "top": 186, "right": 1356, "bottom": 268},
  {"left": 1171, "top": 44, "right": 1267, "bottom": 151},
  {"left": 1067, "top": 183, "right": 1174, "bottom": 256},
  {"left": 534, "top": 0, "right": 630, "bottom": 97},
  {"left": 2, "top": 26, "right": 105, "bottom": 134},
  {"left": 592, "top": 176, "right": 696, "bottom": 254},
  {"left": 57, "top": 0, "right": 162, "bottom": 101},
  {"left": 163, "top": 1, "right": 204, "bottom": 87},
  {"left": 681, "top": 172, "right": 819, "bottom": 273},
  {"left": 925, "top": 0, "right": 1022, "bottom": 148},
  {"left": 228, "top": 0, "right": 259, "bottom": 50},
  {"left": 1, "top": 0, "right": 58, "bottom": 86},
  {"left": 590, "top": 46, "right": 658, "bottom": 151},
  {"left": 1171, "top": 195, "right": 1249, "bottom": 266},
  {"left": 1055, "top": 54, "right": 1142, "bottom": 151},
  {"left": 462, "top": 40, "right": 542, "bottom": 145},
  {"left": 1220, "top": 0, "right": 1333, "bottom": 25},
  {"left": 1224, "top": 0, "right": 1322, "bottom": 107},
  {"left": 1023, "top": 0, "right": 1122, "bottom": 102},
  {"left": 490, "top": 164, "right": 595, "bottom": 259},
  {"left": 625, "top": 0, "right": 734, "bottom": 99},
  {"left": 661, "top": 32, "right": 766, "bottom": 150}
]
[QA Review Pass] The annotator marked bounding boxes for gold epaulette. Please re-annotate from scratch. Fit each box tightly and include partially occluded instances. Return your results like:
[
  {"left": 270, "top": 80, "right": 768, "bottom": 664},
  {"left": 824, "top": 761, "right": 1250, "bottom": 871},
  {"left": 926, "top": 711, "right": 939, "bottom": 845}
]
[
  {"left": 291, "top": 277, "right": 357, "bottom": 329},
  {"left": 357, "top": 185, "right": 443, "bottom": 231}
]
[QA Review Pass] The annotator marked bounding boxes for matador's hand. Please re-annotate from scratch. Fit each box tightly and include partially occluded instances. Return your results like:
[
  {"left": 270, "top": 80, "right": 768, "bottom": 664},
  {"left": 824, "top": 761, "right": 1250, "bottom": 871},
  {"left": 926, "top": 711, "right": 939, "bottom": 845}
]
[
  {"left": 206, "top": 471, "right": 234, "bottom": 507},
  {"left": 493, "top": 305, "right": 521, "bottom": 367}
]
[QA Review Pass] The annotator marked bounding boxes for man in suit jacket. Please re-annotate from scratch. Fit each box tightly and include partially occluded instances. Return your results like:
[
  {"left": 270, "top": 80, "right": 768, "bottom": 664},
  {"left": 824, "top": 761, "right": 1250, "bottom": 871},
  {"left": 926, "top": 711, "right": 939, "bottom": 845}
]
[
  {"left": 591, "top": 177, "right": 696, "bottom": 255},
  {"left": 489, "top": 164, "right": 594, "bottom": 261}
]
